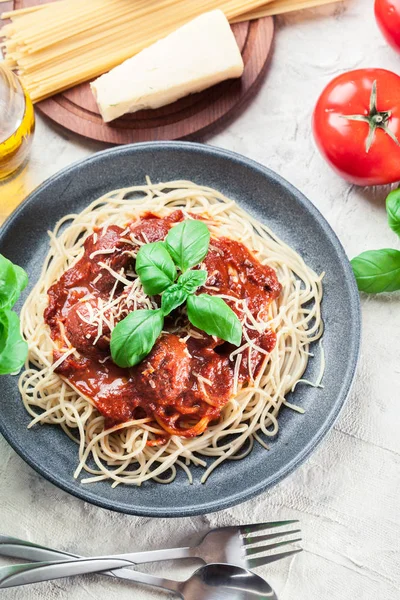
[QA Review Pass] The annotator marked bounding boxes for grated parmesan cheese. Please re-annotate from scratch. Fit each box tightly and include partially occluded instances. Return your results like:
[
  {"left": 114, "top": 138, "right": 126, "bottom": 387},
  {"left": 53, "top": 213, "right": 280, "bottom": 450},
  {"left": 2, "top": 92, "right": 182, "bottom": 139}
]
[
  {"left": 98, "top": 262, "right": 131, "bottom": 286},
  {"left": 232, "top": 353, "right": 242, "bottom": 395},
  {"left": 193, "top": 372, "right": 213, "bottom": 387},
  {"left": 141, "top": 232, "right": 150, "bottom": 244},
  {"left": 89, "top": 248, "right": 117, "bottom": 259},
  {"left": 98, "top": 355, "right": 111, "bottom": 364},
  {"left": 50, "top": 347, "right": 77, "bottom": 372}
]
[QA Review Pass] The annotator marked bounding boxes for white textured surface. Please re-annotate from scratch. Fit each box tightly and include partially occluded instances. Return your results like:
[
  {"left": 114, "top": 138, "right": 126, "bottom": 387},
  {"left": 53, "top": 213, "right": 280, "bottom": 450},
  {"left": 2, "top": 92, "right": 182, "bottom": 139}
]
[{"left": 1, "top": 0, "right": 400, "bottom": 598}]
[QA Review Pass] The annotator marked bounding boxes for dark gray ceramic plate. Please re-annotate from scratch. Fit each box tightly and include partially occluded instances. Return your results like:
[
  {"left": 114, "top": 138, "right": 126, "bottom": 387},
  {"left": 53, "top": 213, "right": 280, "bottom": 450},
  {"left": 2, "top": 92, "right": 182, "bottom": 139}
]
[{"left": 0, "top": 142, "right": 360, "bottom": 517}]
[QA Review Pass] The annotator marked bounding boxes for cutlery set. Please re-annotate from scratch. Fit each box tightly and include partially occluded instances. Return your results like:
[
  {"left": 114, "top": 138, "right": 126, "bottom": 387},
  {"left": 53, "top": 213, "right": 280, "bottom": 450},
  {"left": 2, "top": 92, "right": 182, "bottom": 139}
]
[{"left": 0, "top": 521, "right": 302, "bottom": 598}]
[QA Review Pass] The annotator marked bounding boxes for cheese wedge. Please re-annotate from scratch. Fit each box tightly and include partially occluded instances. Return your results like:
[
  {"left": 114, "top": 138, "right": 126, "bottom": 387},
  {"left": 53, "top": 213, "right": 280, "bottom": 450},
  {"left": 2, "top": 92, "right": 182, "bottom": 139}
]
[{"left": 91, "top": 10, "right": 244, "bottom": 123}]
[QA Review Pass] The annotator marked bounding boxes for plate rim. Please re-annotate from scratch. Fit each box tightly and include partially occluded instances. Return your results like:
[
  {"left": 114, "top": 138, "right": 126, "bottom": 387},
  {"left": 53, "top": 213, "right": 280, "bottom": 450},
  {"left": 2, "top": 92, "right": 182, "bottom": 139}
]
[{"left": 0, "top": 141, "right": 361, "bottom": 516}]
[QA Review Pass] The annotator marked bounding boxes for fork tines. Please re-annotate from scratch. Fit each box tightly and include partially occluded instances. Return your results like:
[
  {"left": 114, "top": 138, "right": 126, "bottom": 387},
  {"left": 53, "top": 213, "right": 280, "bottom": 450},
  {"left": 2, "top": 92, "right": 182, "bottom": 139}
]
[{"left": 240, "top": 521, "right": 302, "bottom": 569}]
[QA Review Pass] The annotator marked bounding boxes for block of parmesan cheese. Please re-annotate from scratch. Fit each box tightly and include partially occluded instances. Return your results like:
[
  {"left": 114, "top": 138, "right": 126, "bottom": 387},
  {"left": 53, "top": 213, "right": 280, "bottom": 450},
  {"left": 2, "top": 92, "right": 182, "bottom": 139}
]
[{"left": 91, "top": 10, "right": 244, "bottom": 123}]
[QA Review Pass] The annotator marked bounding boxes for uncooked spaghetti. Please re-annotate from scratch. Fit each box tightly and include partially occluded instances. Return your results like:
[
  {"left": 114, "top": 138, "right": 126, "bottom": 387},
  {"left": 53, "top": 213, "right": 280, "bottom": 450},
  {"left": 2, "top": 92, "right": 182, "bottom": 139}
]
[
  {"left": 1, "top": 0, "right": 342, "bottom": 104},
  {"left": 19, "top": 180, "right": 324, "bottom": 486}
]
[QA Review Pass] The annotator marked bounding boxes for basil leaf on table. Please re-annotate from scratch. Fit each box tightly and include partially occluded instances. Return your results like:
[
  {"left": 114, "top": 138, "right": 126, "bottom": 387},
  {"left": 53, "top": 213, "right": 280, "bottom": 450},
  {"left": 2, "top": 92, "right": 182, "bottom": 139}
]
[
  {"left": 161, "top": 284, "right": 188, "bottom": 316},
  {"left": 165, "top": 220, "right": 210, "bottom": 272},
  {"left": 178, "top": 269, "right": 208, "bottom": 294},
  {"left": 0, "top": 254, "right": 28, "bottom": 310},
  {"left": 0, "top": 309, "right": 28, "bottom": 374},
  {"left": 186, "top": 294, "right": 242, "bottom": 346},
  {"left": 135, "top": 242, "right": 176, "bottom": 296},
  {"left": 110, "top": 309, "right": 164, "bottom": 368},
  {"left": 351, "top": 249, "right": 400, "bottom": 293},
  {"left": 386, "top": 189, "right": 400, "bottom": 238}
]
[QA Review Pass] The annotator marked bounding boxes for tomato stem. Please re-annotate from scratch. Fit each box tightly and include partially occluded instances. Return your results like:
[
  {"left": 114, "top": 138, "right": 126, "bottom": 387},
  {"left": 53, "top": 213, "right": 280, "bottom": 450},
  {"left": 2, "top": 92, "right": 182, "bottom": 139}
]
[{"left": 340, "top": 80, "right": 400, "bottom": 153}]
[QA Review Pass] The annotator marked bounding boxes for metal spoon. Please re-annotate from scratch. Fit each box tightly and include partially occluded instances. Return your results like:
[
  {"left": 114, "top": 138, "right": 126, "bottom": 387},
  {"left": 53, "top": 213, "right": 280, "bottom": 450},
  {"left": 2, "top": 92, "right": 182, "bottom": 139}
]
[{"left": 0, "top": 557, "right": 277, "bottom": 599}]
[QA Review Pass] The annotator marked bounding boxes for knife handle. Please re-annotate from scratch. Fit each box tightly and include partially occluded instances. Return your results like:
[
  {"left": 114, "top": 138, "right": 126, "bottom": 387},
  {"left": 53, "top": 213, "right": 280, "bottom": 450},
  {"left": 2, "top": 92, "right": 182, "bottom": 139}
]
[
  {"left": 0, "top": 558, "right": 135, "bottom": 589},
  {"left": 0, "top": 535, "right": 79, "bottom": 562}
]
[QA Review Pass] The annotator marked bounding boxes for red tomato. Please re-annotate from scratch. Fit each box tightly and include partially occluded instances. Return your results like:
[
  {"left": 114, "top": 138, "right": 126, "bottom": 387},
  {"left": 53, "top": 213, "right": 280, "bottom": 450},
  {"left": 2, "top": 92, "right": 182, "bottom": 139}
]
[
  {"left": 312, "top": 69, "right": 400, "bottom": 186},
  {"left": 375, "top": 0, "right": 400, "bottom": 53}
]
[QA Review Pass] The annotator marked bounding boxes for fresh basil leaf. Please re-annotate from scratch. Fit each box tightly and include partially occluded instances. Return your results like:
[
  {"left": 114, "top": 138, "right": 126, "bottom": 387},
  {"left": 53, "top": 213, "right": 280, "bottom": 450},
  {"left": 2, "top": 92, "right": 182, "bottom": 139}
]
[
  {"left": 0, "top": 254, "right": 28, "bottom": 310},
  {"left": 187, "top": 293, "right": 242, "bottom": 346},
  {"left": 13, "top": 264, "right": 28, "bottom": 296},
  {"left": 161, "top": 284, "right": 188, "bottom": 316},
  {"left": 386, "top": 189, "right": 400, "bottom": 238},
  {"left": 0, "top": 258, "right": 17, "bottom": 309},
  {"left": 135, "top": 242, "right": 176, "bottom": 296},
  {"left": 165, "top": 220, "right": 210, "bottom": 272},
  {"left": 110, "top": 308, "right": 164, "bottom": 368},
  {"left": 351, "top": 249, "right": 400, "bottom": 293},
  {"left": 178, "top": 269, "right": 207, "bottom": 294},
  {"left": 0, "top": 309, "right": 28, "bottom": 374}
]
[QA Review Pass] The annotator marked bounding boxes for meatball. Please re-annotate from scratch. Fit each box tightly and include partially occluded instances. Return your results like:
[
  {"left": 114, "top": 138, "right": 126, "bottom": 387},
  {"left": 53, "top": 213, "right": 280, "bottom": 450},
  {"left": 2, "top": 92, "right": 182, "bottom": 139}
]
[
  {"left": 85, "top": 226, "right": 136, "bottom": 293},
  {"left": 187, "top": 340, "right": 234, "bottom": 409},
  {"left": 133, "top": 334, "right": 190, "bottom": 405},
  {"left": 64, "top": 298, "right": 111, "bottom": 355},
  {"left": 130, "top": 210, "right": 183, "bottom": 243}
]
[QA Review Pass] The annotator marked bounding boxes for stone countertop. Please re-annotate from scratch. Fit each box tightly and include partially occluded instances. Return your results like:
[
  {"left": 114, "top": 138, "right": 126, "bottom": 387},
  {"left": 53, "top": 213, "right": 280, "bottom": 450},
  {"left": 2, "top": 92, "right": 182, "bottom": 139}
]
[{"left": 1, "top": 1, "right": 399, "bottom": 598}]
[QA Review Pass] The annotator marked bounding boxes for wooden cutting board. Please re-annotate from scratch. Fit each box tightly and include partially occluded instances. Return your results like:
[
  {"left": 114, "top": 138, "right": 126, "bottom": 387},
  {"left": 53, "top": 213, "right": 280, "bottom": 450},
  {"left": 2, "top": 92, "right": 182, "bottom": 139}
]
[{"left": 1, "top": 1, "right": 274, "bottom": 144}]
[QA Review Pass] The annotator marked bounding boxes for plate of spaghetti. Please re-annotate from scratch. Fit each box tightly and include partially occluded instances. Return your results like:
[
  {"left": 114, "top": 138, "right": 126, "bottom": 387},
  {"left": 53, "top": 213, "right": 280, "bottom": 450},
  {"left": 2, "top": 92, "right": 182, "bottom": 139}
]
[{"left": 0, "top": 142, "right": 360, "bottom": 516}]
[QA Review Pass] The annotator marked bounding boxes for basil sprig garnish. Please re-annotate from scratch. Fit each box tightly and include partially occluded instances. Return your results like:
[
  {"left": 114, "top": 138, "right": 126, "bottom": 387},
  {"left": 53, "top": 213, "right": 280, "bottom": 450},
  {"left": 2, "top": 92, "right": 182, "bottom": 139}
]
[
  {"left": 110, "top": 309, "right": 164, "bottom": 369},
  {"left": 0, "top": 254, "right": 28, "bottom": 374},
  {"left": 111, "top": 220, "right": 242, "bottom": 368},
  {"left": 179, "top": 269, "right": 208, "bottom": 293},
  {"left": 165, "top": 219, "right": 210, "bottom": 272},
  {"left": 161, "top": 284, "right": 188, "bottom": 316},
  {"left": 135, "top": 241, "right": 176, "bottom": 295},
  {"left": 351, "top": 188, "right": 400, "bottom": 293},
  {"left": 187, "top": 294, "right": 242, "bottom": 346}
]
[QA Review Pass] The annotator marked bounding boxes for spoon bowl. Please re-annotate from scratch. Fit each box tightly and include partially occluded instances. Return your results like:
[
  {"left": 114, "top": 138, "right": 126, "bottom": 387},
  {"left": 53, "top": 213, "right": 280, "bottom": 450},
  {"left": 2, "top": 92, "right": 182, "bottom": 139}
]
[{"left": 179, "top": 563, "right": 277, "bottom": 599}]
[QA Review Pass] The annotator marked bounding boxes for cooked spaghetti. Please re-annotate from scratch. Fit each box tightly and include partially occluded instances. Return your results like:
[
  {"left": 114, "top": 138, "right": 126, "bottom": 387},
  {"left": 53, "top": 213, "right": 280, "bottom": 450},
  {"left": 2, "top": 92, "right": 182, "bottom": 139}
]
[{"left": 19, "top": 180, "right": 324, "bottom": 486}]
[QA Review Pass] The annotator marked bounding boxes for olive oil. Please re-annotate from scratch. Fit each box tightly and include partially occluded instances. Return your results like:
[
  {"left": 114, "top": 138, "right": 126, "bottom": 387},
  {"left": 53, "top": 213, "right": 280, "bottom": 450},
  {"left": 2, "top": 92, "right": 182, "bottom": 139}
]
[{"left": 0, "top": 64, "right": 35, "bottom": 180}]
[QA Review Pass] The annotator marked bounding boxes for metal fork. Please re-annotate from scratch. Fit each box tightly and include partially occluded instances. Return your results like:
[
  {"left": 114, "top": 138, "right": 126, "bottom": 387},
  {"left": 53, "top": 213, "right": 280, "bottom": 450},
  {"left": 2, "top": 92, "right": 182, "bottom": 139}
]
[{"left": 0, "top": 521, "right": 302, "bottom": 580}]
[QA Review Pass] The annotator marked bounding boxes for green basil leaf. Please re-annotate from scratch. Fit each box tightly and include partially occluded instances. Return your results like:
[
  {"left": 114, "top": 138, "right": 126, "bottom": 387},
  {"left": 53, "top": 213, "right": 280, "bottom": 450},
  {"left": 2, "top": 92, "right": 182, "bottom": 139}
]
[
  {"left": 386, "top": 189, "right": 400, "bottom": 238},
  {"left": 165, "top": 220, "right": 210, "bottom": 272},
  {"left": 187, "top": 293, "right": 242, "bottom": 346},
  {"left": 0, "top": 254, "right": 28, "bottom": 310},
  {"left": 161, "top": 284, "right": 188, "bottom": 316},
  {"left": 178, "top": 269, "right": 207, "bottom": 294},
  {"left": 135, "top": 242, "right": 177, "bottom": 296},
  {"left": 351, "top": 249, "right": 400, "bottom": 293},
  {"left": 0, "top": 309, "right": 28, "bottom": 374},
  {"left": 13, "top": 264, "right": 28, "bottom": 296},
  {"left": 110, "top": 308, "right": 164, "bottom": 368}
]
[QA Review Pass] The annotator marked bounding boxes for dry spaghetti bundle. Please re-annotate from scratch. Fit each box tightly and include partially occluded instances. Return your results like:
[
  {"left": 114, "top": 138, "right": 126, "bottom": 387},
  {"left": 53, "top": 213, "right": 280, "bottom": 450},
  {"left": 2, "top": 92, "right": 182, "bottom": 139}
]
[{"left": 1, "top": 0, "right": 341, "bottom": 103}]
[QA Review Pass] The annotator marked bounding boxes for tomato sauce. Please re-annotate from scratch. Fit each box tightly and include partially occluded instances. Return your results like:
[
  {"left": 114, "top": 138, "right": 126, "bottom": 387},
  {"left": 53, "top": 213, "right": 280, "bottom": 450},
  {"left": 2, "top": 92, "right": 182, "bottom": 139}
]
[{"left": 44, "top": 212, "right": 281, "bottom": 440}]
